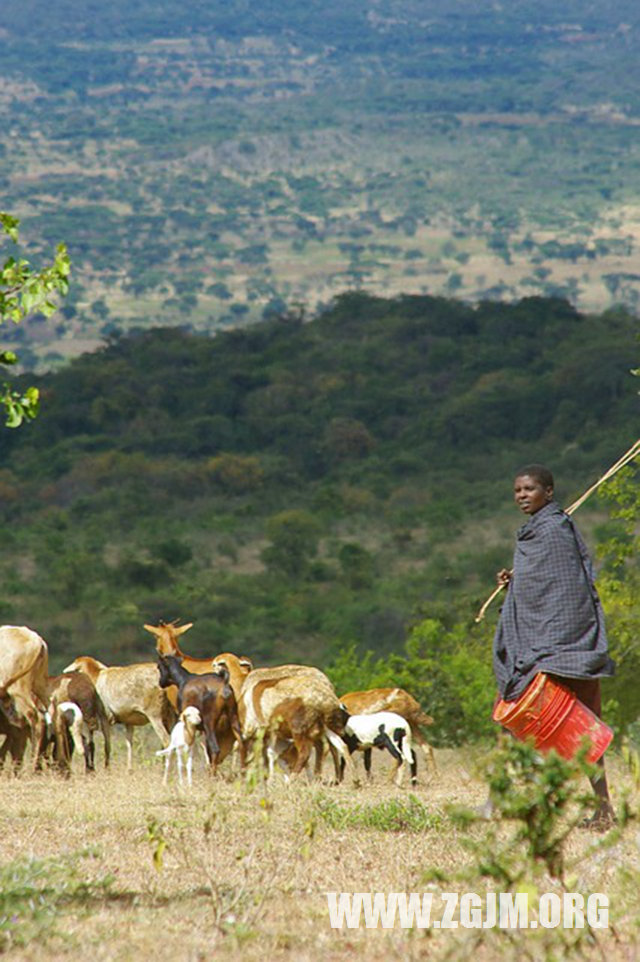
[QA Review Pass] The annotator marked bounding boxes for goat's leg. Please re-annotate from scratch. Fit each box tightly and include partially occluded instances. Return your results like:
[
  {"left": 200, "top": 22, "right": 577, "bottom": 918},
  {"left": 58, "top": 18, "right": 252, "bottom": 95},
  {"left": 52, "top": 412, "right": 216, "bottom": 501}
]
[
  {"left": 205, "top": 728, "right": 220, "bottom": 774},
  {"left": 412, "top": 727, "right": 437, "bottom": 773},
  {"left": 100, "top": 717, "right": 112, "bottom": 769},
  {"left": 176, "top": 747, "right": 184, "bottom": 786},
  {"left": 312, "top": 739, "right": 326, "bottom": 780},
  {"left": 363, "top": 747, "right": 373, "bottom": 781},
  {"left": 421, "top": 742, "right": 436, "bottom": 772},
  {"left": 326, "top": 730, "right": 358, "bottom": 786},
  {"left": 68, "top": 715, "right": 86, "bottom": 773},
  {"left": 326, "top": 741, "right": 341, "bottom": 783},
  {"left": 394, "top": 760, "right": 405, "bottom": 787},
  {"left": 0, "top": 736, "right": 9, "bottom": 772},
  {"left": 396, "top": 731, "right": 417, "bottom": 786},
  {"left": 398, "top": 731, "right": 416, "bottom": 780},
  {"left": 53, "top": 713, "right": 72, "bottom": 776},
  {"left": 290, "top": 735, "right": 312, "bottom": 776},
  {"left": 265, "top": 736, "right": 278, "bottom": 780},
  {"left": 83, "top": 732, "right": 96, "bottom": 773},
  {"left": 186, "top": 748, "right": 194, "bottom": 788},
  {"left": 0, "top": 728, "right": 28, "bottom": 773},
  {"left": 267, "top": 734, "right": 299, "bottom": 778},
  {"left": 410, "top": 749, "right": 418, "bottom": 786},
  {"left": 230, "top": 714, "right": 246, "bottom": 770},
  {"left": 31, "top": 712, "right": 47, "bottom": 772},
  {"left": 149, "top": 715, "right": 172, "bottom": 749},
  {"left": 125, "top": 725, "right": 134, "bottom": 772},
  {"left": 373, "top": 731, "right": 403, "bottom": 785},
  {"left": 393, "top": 735, "right": 408, "bottom": 787}
]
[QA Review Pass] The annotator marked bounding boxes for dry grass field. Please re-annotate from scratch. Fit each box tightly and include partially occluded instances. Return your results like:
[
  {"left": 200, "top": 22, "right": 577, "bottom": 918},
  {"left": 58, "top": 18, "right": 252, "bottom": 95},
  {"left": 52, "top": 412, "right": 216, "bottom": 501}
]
[{"left": 1, "top": 737, "right": 639, "bottom": 962}]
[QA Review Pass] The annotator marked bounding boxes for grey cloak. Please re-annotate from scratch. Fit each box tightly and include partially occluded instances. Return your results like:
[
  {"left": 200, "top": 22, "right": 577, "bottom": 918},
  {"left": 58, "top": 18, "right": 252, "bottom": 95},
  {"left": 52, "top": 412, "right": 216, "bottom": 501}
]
[{"left": 493, "top": 501, "right": 615, "bottom": 702}]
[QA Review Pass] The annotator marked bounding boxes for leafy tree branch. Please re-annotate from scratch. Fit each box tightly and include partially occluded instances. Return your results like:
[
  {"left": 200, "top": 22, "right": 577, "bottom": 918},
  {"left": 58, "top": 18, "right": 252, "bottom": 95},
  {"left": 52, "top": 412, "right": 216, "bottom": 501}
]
[{"left": 1, "top": 212, "right": 70, "bottom": 427}]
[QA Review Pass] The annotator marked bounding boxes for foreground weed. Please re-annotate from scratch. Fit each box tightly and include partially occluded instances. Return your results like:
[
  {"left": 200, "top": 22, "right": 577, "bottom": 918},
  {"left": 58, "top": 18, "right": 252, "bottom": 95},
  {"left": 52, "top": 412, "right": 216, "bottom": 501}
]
[
  {"left": 425, "top": 740, "right": 630, "bottom": 961},
  {"left": 313, "top": 792, "right": 444, "bottom": 832},
  {"left": 144, "top": 797, "right": 292, "bottom": 946},
  {"left": 145, "top": 816, "right": 167, "bottom": 872},
  {"left": 0, "top": 849, "right": 117, "bottom": 953},
  {"left": 621, "top": 717, "right": 640, "bottom": 788}
]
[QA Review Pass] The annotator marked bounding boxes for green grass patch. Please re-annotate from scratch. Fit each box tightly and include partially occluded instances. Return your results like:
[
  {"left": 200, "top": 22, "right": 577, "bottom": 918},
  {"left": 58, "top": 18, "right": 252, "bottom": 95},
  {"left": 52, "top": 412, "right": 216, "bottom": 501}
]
[
  {"left": 312, "top": 792, "right": 444, "bottom": 833},
  {"left": 0, "top": 850, "right": 120, "bottom": 952}
]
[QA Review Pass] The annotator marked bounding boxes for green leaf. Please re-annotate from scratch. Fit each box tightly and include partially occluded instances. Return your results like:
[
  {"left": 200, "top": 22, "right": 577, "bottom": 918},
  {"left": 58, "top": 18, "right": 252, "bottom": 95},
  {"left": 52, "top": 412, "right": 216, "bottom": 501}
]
[
  {"left": 23, "top": 387, "right": 40, "bottom": 406},
  {"left": 152, "top": 839, "right": 166, "bottom": 872},
  {"left": 4, "top": 399, "right": 23, "bottom": 428},
  {"left": 55, "top": 243, "right": 71, "bottom": 275},
  {"left": 20, "top": 288, "right": 39, "bottom": 316},
  {"left": 0, "top": 212, "right": 19, "bottom": 243}
]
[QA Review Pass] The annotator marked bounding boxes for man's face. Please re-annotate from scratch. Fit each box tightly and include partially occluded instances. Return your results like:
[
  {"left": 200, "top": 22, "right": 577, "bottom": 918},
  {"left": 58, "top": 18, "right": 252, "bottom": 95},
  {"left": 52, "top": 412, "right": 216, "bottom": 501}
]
[{"left": 513, "top": 474, "right": 553, "bottom": 515}]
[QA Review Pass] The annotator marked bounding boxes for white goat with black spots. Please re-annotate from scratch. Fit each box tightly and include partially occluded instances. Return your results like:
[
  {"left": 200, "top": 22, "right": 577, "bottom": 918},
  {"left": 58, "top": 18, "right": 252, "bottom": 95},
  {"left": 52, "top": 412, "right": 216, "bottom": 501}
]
[{"left": 340, "top": 710, "right": 416, "bottom": 787}]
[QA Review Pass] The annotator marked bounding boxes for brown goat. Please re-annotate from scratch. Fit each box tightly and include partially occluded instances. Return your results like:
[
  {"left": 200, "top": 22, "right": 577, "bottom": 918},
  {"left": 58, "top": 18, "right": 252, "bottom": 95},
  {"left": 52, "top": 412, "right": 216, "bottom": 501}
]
[
  {"left": 0, "top": 708, "right": 30, "bottom": 772},
  {"left": 0, "top": 625, "right": 49, "bottom": 770},
  {"left": 46, "top": 671, "right": 111, "bottom": 772},
  {"left": 157, "top": 654, "right": 245, "bottom": 773},
  {"left": 239, "top": 666, "right": 353, "bottom": 782},
  {"left": 145, "top": 621, "right": 253, "bottom": 768},
  {"left": 64, "top": 656, "right": 176, "bottom": 769}
]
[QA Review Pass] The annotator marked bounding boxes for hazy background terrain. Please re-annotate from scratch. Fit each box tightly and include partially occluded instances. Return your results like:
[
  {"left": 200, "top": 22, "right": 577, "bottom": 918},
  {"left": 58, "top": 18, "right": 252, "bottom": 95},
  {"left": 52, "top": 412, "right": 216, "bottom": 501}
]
[{"left": 2, "top": 0, "right": 640, "bottom": 366}]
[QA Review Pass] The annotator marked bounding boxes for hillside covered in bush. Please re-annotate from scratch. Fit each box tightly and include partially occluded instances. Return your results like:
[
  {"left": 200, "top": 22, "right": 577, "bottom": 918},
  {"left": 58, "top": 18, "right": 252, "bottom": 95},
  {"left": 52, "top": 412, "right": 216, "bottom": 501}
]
[{"left": 1, "top": 293, "right": 638, "bottom": 740}]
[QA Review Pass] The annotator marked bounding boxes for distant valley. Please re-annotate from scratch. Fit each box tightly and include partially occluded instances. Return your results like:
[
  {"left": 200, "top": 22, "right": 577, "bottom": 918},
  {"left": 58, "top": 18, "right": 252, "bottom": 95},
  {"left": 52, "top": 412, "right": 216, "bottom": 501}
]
[{"left": 1, "top": 0, "right": 640, "bottom": 368}]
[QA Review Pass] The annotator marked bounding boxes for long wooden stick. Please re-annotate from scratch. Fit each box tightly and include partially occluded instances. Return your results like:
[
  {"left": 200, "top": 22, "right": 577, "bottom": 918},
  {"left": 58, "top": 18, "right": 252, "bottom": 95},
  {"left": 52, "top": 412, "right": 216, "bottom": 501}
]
[
  {"left": 474, "top": 438, "right": 640, "bottom": 623},
  {"left": 564, "top": 438, "right": 640, "bottom": 514}
]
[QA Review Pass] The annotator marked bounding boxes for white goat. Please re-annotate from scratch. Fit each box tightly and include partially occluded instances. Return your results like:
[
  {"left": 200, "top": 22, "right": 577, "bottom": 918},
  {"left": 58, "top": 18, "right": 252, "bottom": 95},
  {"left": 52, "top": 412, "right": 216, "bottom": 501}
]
[
  {"left": 342, "top": 710, "right": 416, "bottom": 787},
  {"left": 155, "top": 706, "right": 202, "bottom": 787}
]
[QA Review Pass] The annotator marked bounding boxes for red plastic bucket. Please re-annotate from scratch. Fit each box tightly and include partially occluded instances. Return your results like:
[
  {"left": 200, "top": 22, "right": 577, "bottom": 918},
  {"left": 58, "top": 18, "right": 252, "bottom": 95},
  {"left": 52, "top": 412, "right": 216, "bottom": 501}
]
[{"left": 492, "top": 673, "right": 613, "bottom": 763}]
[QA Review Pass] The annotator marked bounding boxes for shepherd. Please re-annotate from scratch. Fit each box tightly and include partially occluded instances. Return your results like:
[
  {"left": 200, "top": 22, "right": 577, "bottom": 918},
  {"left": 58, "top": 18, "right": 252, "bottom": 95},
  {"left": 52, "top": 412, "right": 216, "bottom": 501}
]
[{"left": 490, "top": 463, "right": 616, "bottom": 830}]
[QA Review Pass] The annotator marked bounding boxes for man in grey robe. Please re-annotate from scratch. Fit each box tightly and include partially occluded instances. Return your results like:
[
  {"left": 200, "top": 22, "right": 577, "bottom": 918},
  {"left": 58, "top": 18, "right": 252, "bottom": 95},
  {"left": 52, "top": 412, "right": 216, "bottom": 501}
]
[
  {"left": 493, "top": 501, "right": 615, "bottom": 702},
  {"left": 488, "top": 464, "right": 615, "bottom": 829}
]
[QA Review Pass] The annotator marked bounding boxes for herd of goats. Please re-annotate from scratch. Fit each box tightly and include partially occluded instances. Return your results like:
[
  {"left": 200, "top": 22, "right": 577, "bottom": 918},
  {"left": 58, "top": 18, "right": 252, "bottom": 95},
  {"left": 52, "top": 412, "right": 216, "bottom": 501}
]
[{"left": 0, "top": 622, "right": 437, "bottom": 787}]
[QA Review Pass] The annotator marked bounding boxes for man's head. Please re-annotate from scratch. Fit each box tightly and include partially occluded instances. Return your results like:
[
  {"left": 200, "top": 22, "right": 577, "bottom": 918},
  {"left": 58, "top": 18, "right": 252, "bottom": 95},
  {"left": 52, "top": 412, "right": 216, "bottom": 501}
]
[{"left": 513, "top": 463, "right": 554, "bottom": 515}]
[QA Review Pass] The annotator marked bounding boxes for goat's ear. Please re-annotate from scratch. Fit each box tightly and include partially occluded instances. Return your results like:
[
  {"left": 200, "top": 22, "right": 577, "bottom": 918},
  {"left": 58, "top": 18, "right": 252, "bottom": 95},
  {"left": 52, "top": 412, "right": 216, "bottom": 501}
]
[
  {"left": 175, "top": 623, "right": 193, "bottom": 636},
  {"left": 214, "top": 666, "right": 231, "bottom": 686},
  {"left": 143, "top": 624, "right": 160, "bottom": 636},
  {"left": 239, "top": 656, "right": 253, "bottom": 671}
]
